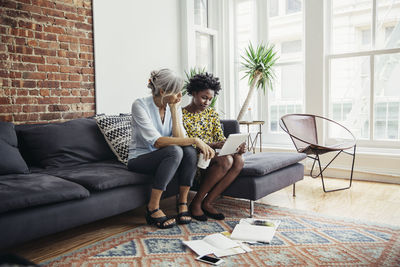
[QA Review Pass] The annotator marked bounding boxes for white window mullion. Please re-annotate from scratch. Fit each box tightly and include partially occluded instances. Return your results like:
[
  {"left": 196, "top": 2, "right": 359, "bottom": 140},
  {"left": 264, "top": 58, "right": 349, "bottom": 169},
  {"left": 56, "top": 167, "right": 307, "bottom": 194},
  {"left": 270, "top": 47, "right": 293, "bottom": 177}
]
[
  {"left": 370, "top": 54, "right": 375, "bottom": 141},
  {"left": 372, "top": 0, "right": 376, "bottom": 49}
]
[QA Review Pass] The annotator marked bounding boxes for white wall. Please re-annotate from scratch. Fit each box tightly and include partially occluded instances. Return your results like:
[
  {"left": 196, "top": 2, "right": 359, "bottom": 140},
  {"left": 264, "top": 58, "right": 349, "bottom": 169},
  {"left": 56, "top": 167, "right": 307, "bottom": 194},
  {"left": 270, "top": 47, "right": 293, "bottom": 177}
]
[{"left": 93, "top": 0, "right": 182, "bottom": 114}]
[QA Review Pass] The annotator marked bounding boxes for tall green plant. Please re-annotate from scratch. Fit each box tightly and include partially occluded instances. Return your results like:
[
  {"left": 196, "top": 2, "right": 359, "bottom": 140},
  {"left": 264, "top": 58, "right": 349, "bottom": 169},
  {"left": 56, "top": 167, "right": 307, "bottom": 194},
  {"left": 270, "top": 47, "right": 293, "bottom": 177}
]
[
  {"left": 183, "top": 67, "right": 217, "bottom": 108},
  {"left": 237, "top": 42, "right": 279, "bottom": 121}
]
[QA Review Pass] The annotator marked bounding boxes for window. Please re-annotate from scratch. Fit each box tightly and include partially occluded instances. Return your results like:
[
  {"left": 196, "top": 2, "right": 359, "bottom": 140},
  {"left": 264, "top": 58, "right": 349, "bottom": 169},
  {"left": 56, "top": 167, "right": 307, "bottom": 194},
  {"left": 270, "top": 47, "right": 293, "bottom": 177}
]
[
  {"left": 196, "top": 32, "right": 214, "bottom": 72},
  {"left": 194, "top": 0, "right": 208, "bottom": 27},
  {"left": 286, "top": 0, "right": 301, "bottom": 14},
  {"left": 193, "top": 0, "right": 217, "bottom": 72},
  {"left": 268, "top": 0, "right": 304, "bottom": 134},
  {"left": 281, "top": 40, "right": 302, "bottom": 53},
  {"left": 361, "top": 28, "right": 371, "bottom": 46},
  {"left": 234, "top": 0, "right": 257, "bottom": 119},
  {"left": 327, "top": 0, "right": 400, "bottom": 144},
  {"left": 377, "top": 0, "right": 400, "bottom": 49},
  {"left": 269, "top": 0, "right": 279, "bottom": 17}
]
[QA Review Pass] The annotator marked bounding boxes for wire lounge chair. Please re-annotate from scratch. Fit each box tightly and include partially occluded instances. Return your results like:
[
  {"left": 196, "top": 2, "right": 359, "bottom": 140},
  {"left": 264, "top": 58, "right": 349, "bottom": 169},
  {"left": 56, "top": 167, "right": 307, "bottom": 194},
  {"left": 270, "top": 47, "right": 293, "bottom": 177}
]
[{"left": 280, "top": 114, "right": 356, "bottom": 193}]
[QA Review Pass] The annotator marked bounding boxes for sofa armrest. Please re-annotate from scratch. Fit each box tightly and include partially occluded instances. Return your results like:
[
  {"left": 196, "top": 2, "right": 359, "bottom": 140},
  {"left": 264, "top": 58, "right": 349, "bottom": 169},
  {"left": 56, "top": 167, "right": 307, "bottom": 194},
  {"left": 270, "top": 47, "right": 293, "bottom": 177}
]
[{"left": 220, "top": 120, "right": 240, "bottom": 137}]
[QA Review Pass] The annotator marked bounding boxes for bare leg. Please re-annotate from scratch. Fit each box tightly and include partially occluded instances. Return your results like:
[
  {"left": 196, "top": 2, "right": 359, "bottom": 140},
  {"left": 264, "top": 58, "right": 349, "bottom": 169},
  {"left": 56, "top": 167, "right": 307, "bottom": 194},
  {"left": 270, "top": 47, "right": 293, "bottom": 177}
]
[
  {"left": 178, "top": 186, "right": 191, "bottom": 221},
  {"left": 148, "top": 189, "right": 175, "bottom": 226},
  {"left": 190, "top": 156, "right": 233, "bottom": 217},
  {"left": 202, "top": 154, "right": 244, "bottom": 214}
]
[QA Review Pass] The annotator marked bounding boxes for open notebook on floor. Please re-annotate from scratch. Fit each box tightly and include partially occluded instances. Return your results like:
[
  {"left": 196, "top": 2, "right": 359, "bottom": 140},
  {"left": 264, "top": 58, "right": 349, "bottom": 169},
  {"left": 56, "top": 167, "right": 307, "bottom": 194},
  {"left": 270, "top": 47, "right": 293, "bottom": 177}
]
[
  {"left": 230, "top": 218, "right": 281, "bottom": 244},
  {"left": 183, "top": 233, "right": 251, "bottom": 257}
]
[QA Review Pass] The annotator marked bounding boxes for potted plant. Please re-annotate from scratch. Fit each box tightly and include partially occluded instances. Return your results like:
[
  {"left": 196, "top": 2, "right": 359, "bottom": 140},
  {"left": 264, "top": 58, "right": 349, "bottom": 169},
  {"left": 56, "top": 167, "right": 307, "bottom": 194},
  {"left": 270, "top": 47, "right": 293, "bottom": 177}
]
[
  {"left": 183, "top": 67, "right": 217, "bottom": 108},
  {"left": 237, "top": 42, "right": 279, "bottom": 121}
]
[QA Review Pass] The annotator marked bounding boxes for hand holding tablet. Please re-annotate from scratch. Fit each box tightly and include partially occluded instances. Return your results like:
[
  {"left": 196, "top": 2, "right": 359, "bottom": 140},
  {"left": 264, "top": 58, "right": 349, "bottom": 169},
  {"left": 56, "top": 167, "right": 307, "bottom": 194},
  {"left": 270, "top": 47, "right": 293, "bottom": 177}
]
[{"left": 217, "top": 133, "right": 249, "bottom": 156}]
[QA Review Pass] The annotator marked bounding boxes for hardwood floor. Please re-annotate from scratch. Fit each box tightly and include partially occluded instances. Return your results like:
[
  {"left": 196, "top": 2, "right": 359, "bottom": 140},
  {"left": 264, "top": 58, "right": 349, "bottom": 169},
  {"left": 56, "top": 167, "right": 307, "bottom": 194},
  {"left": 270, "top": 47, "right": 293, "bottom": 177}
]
[
  {"left": 258, "top": 176, "right": 400, "bottom": 226},
  {"left": 8, "top": 176, "right": 400, "bottom": 264}
]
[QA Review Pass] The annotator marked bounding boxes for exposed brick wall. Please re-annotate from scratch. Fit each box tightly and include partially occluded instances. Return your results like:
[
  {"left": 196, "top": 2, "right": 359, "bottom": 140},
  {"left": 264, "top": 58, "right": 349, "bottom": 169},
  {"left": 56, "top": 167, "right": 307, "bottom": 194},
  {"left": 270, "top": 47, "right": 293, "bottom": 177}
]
[{"left": 0, "top": 0, "right": 95, "bottom": 124}]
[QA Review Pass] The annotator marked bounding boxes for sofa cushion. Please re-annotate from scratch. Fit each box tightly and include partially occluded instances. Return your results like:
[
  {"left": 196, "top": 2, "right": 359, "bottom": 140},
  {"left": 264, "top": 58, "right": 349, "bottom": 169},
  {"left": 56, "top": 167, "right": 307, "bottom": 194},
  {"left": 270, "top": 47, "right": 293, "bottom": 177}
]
[
  {"left": 16, "top": 118, "right": 116, "bottom": 168},
  {"left": 0, "top": 173, "right": 90, "bottom": 213},
  {"left": 240, "top": 152, "right": 306, "bottom": 177},
  {"left": 95, "top": 114, "right": 132, "bottom": 165},
  {"left": 220, "top": 120, "right": 240, "bottom": 137},
  {"left": 35, "top": 160, "right": 152, "bottom": 191},
  {"left": 0, "top": 122, "right": 29, "bottom": 175}
]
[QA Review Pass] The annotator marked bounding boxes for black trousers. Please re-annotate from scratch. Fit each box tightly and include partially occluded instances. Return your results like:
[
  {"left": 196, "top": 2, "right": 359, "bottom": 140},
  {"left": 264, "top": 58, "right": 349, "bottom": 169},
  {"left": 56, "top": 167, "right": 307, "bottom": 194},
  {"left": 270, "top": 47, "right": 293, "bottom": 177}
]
[{"left": 128, "top": 145, "right": 197, "bottom": 191}]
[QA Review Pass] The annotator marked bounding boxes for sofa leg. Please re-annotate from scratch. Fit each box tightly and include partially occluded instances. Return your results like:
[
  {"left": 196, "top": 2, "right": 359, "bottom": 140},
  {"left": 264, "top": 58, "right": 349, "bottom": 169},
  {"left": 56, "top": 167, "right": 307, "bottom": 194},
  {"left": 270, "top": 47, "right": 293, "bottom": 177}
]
[
  {"left": 293, "top": 183, "right": 296, "bottom": 197},
  {"left": 249, "top": 200, "right": 254, "bottom": 218}
]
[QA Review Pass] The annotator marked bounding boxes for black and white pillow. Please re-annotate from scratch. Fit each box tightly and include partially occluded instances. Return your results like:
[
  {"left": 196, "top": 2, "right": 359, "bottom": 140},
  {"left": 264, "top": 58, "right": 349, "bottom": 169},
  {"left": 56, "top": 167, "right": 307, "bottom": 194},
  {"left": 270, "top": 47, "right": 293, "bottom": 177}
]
[{"left": 95, "top": 114, "right": 132, "bottom": 165}]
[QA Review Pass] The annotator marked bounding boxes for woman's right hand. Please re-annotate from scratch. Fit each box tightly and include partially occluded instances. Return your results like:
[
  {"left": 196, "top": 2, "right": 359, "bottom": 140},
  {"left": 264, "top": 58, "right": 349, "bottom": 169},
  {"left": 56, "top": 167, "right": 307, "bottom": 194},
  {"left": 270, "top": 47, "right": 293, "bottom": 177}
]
[{"left": 194, "top": 138, "right": 215, "bottom": 160}]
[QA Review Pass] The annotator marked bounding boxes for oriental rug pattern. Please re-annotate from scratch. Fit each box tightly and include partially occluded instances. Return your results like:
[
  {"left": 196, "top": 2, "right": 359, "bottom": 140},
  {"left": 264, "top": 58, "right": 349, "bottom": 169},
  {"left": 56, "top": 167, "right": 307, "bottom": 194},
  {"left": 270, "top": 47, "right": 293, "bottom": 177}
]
[{"left": 42, "top": 198, "right": 400, "bottom": 266}]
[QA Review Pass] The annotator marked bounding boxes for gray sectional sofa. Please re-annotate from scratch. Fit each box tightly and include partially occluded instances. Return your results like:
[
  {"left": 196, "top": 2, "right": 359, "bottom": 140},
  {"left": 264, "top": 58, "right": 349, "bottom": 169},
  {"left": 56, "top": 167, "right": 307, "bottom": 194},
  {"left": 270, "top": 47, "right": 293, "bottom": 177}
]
[{"left": 0, "top": 117, "right": 305, "bottom": 250}]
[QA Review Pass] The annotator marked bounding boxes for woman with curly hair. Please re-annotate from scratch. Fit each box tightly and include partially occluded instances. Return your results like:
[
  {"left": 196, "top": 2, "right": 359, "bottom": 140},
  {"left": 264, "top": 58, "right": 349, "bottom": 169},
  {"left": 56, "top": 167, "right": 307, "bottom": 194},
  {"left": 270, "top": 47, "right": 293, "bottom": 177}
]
[{"left": 183, "top": 73, "right": 246, "bottom": 221}]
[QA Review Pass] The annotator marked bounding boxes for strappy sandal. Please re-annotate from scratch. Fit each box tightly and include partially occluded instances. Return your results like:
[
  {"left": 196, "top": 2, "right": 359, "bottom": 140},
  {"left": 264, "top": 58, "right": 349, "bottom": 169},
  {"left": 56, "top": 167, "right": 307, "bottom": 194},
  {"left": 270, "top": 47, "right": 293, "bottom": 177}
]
[
  {"left": 145, "top": 207, "right": 176, "bottom": 229},
  {"left": 176, "top": 202, "right": 192, "bottom": 225}
]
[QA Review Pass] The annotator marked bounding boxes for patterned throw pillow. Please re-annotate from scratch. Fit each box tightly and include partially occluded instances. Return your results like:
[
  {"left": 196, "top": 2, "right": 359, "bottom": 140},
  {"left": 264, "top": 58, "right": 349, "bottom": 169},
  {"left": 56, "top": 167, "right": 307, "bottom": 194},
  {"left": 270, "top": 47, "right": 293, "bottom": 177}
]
[{"left": 95, "top": 114, "right": 132, "bottom": 165}]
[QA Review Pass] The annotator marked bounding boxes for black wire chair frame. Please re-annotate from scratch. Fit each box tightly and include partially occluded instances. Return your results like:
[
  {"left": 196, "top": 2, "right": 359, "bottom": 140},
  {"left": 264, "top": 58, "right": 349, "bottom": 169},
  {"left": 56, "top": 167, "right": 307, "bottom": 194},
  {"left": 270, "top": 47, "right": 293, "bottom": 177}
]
[{"left": 280, "top": 114, "right": 356, "bottom": 193}]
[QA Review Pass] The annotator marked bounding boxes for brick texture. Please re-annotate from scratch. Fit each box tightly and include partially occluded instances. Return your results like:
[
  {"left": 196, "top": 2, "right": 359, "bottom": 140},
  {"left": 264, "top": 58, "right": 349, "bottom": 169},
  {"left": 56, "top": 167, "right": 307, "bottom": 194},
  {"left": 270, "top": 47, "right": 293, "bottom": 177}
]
[{"left": 0, "top": 0, "right": 95, "bottom": 124}]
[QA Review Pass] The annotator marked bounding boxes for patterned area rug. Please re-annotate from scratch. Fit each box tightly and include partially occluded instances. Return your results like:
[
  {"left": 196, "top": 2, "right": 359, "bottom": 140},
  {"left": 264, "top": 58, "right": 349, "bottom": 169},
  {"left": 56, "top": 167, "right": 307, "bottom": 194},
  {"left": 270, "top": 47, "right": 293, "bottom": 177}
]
[{"left": 42, "top": 198, "right": 400, "bottom": 266}]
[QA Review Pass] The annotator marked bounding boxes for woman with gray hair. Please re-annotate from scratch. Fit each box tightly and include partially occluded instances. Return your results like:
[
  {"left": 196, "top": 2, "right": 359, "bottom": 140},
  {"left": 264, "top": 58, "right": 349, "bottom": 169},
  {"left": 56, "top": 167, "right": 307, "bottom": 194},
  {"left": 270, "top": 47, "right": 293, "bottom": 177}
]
[{"left": 128, "top": 68, "right": 215, "bottom": 229}]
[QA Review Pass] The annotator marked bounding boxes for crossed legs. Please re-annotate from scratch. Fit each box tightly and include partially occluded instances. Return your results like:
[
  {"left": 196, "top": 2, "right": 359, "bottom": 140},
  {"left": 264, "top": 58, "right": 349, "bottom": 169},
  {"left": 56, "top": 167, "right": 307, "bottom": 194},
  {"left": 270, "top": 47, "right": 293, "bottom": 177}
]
[{"left": 190, "top": 154, "right": 244, "bottom": 219}]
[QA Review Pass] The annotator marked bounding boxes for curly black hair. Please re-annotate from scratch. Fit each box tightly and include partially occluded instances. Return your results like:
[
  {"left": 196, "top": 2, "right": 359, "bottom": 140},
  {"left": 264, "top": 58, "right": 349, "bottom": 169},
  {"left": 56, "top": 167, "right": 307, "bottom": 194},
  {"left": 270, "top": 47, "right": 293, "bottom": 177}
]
[{"left": 186, "top": 73, "right": 221, "bottom": 96}]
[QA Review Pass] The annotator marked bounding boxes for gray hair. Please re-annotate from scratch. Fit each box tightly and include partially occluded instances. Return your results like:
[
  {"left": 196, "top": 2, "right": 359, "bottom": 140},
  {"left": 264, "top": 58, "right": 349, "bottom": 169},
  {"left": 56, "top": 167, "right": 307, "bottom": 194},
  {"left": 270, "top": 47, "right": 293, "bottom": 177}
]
[{"left": 147, "top": 68, "right": 183, "bottom": 96}]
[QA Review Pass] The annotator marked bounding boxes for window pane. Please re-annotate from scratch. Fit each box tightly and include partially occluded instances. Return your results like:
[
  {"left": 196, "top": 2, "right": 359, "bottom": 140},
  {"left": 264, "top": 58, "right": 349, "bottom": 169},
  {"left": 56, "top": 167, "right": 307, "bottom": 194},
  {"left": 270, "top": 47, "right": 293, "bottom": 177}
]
[
  {"left": 331, "top": 0, "right": 372, "bottom": 54},
  {"left": 332, "top": 103, "right": 342, "bottom": 121},
  {"left": 286, "top": 0, "right": 301, "bottom": 14},
  {"left": 361, "top": 28, "right": 371, "bottom": 46},
  {"left": 268, "top": 0, "right": 303, "bottom": 133},
  {"left": 270, "top": 105, "right": 278, "bottom": 131},
  {"left": 376, "top": 0, "right": 400, "bottom": 49},
  {"left": 330, "top": 56, "right": 370, "bottom": 139},
  {"left": 281, "top": 40, "right": 302, "bottom": 53},
  {"left": 236, "top": 0, "right": 257, "bottom": 117},
  {"left": 388, "top": 120, "right": 399, "bottom": 139},
  {"left": 195, "top": 32, "right": 213, "bottom": 72},
  {"left": 194, "top": 0, "right": 208, "bottom": 27},
  {"left": 269, "top": 0, "right": 279, "bottom": 17},
  {"left": 281, "top": 64, "right": 303, "bottom": 99},
  {"left": 374, "top": 53, "right": 400, "bottom": 140},
  {"left": 269, "top": 64, "right": 304, "bottom": 132}
]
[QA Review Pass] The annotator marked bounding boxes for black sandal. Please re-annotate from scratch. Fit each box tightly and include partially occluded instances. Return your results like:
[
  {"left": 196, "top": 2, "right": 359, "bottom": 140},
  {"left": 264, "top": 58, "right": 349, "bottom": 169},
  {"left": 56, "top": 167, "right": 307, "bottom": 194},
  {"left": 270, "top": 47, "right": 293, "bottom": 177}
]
[
  {"left": 189, "top": 203, "right": 208, "bottom": 222},
  {"left": 176, "top": 202, "right": 192, "bottom": 225},
  {"left": 145, "top": 207, "right": 176, "bottom": 229},
  {"left": 202, "top": 206, "right": 225, "bottom": 220}
]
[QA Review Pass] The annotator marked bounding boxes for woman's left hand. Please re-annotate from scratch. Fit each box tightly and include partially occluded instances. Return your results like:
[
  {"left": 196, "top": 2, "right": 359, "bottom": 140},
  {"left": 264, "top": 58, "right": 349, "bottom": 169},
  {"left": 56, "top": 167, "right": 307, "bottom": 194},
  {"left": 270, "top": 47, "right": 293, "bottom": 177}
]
[{"left": 237, "top": 142, "right": 247, "bottom": 155}]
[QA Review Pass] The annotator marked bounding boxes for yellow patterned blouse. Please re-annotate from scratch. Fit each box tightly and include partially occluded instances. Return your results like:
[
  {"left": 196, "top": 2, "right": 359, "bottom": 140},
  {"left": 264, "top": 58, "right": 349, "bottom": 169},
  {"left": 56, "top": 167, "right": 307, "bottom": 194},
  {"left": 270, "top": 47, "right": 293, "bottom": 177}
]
[{"left": 182, "top": 107, "right": 225, "bottom": 144}]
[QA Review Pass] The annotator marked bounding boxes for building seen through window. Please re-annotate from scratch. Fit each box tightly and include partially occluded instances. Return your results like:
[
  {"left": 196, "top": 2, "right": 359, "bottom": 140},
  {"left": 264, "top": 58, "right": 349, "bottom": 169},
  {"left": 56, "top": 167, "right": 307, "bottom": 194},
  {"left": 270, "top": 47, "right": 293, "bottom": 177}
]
[{"left": 329, "top": 0, "right": 400, "bottom": 141}]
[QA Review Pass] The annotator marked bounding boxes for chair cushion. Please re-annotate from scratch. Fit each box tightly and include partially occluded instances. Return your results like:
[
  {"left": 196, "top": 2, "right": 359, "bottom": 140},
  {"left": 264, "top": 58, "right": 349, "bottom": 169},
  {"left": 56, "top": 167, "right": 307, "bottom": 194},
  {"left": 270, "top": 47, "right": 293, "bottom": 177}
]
[
  {"left": 16, "top": 118, "right": 116, "bottom": 168},
  {"left": 95, "top": 114, "right": 132, "bottom": 165},
  {"left": 35, "top": 160, "right": 152, "bottom": 191},
  {"left": 240, "top": 152, "right": 306, "bottom": 177},
  {"left": 0, "top": 122, "right": 29, "bottom": 175},
  {"left": 0, "top": 173, "right": 90, "bottom": 213}
]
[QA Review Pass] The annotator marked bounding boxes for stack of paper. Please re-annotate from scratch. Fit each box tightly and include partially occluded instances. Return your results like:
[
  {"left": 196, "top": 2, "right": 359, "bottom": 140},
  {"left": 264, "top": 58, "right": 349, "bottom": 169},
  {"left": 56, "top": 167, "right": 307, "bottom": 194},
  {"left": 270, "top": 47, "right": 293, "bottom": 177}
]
[
  {"left": 183, "top": 233, "right": 252, "bottom": 257},
  {"left": 230, "top": 218, "right": 280, "bottom": 244}
]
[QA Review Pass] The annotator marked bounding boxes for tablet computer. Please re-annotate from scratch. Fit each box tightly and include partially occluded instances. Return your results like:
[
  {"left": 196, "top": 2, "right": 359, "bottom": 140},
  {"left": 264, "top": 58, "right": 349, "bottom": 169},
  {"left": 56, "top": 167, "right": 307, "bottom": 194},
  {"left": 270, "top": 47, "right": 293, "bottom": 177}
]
[{"left": 217, "top": 133, "right": 249, "bottom": 156}]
